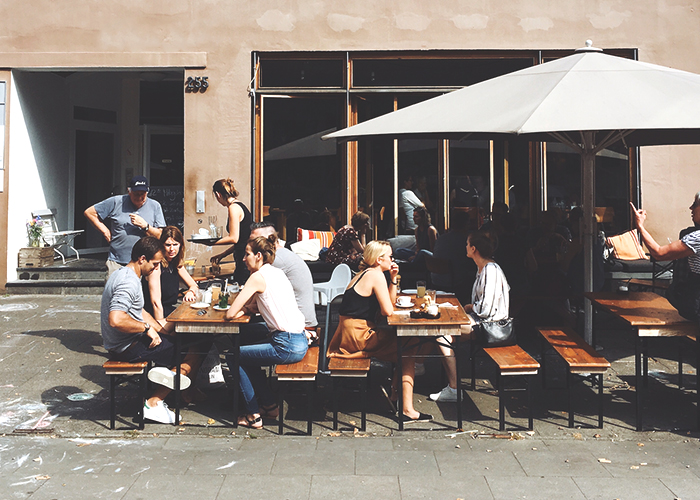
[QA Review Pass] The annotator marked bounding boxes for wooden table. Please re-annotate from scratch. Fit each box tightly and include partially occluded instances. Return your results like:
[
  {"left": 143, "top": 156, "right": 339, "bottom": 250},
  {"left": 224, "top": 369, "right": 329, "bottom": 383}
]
[
  {"left": 387, "top": 294, "right": 473, "bottom": 431},
  {"left": 585, "top": 291, "right": 699, "bottom": 431},
  {"left": 167, "top": 300, "right": 249, "bottom": 425},
  {"left": 190, "top": 261, "right": 236, "bottom": 282}
]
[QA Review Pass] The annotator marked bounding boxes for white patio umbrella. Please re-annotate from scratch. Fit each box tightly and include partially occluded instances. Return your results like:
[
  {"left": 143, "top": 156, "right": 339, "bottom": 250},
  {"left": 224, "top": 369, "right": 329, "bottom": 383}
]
[{"left": 324, "top": 41, "right": 700, "bottom": 343}]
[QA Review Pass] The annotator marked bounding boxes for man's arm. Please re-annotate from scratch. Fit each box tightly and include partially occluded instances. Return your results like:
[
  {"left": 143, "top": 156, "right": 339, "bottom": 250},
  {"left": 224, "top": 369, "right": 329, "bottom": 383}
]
[
  {"left": 84, "top": 206, "right": 111, "bottom": 242},
  {"left": 631, "top": 202, "right": 694, "bottom": 261}
]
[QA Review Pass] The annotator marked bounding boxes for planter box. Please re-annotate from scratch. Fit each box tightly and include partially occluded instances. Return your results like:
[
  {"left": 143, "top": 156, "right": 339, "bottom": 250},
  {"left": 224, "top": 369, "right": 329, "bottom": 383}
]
[{"left": 18, "top": 247, "right": 54, "bottom": 268}]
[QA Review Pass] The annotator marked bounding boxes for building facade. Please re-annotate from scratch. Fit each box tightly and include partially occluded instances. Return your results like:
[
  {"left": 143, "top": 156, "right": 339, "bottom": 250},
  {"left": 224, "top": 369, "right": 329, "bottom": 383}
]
[{"left": 1, "top": 1, "right": 699, "bottom": 284}]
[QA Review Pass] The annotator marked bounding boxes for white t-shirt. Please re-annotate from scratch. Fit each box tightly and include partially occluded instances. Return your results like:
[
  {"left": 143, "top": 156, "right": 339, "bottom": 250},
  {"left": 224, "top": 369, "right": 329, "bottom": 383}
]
[
  {"left": 399, "top": 188, "right": 423, "bottom": 231},
  {"left": 471, "top": 262, "right": 510, "bottom": 323},
  {"left": 255, "top": 264, "right": 305, "bottom": 334}
]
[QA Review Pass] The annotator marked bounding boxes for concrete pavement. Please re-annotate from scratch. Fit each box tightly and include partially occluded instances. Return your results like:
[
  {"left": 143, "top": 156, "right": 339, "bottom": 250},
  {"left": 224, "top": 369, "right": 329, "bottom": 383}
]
[{"left": 0, "top": 294, "right": 699, "bottom": 499}]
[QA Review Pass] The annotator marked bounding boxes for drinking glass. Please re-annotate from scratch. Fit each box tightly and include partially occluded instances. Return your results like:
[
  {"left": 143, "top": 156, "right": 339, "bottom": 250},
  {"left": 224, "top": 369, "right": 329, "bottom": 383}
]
[{"left": 416, "top": 281, "right": 426, "bottom": 298}]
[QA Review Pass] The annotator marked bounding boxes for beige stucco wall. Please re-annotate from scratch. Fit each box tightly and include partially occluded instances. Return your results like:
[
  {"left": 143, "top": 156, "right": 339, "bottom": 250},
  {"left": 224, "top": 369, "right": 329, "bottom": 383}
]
[{"left": 0, "top": 0, "right": 699, "bottom": 253}]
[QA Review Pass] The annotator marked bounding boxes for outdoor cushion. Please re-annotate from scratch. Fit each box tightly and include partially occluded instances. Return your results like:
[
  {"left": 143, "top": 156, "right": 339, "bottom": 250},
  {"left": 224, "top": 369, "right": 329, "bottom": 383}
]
[
  {"left": 298, "top": 228, "right": 335, "bottom": 249},
  {"left": 606, "top": 230, "right": 648, "bottom": 261}
]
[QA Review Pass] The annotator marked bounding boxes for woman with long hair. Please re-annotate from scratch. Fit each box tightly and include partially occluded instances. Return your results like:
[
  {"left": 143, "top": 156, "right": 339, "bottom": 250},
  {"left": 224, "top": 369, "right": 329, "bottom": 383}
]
[
  {"left": 325, "top": 211, "right": 370, "bottom": 270},
  {"left": 225, "top": 236, "right": 307, "bottom": 429},
  {"left": 430, "top": 230, "right": 510, "bottom": 402},
  {"left": 210, "top": 178, "right": 253, "bottom": 284},
  {"left": 327, "top": 240, "right": 433, "bottom": 422},
  {"left": 143, "top": 226, "right": 199, "bottom": 321}
]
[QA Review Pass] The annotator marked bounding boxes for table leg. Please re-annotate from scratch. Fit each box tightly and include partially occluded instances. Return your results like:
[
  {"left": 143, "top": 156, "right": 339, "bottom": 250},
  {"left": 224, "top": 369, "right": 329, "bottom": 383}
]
[
  {"left": 642, "top": 338, "right": 649, "bottom": 388},
  {"left": 455, "top": 337, "right": 462, "bottom": 431},
  {"left": 635, "top": 335, "right": 643, "bottom": 431},
  {"left": 397, "top": 337, "right": 404, "bottom": 431},
  {"left": 696, "top": 331, "right": 700, "bottom": 429},
  {"left": 174, "top": 335, "right": 181, "bottom": 426},
  {"left": 232, "top": 333, "right": 240, "bottom": 427}
]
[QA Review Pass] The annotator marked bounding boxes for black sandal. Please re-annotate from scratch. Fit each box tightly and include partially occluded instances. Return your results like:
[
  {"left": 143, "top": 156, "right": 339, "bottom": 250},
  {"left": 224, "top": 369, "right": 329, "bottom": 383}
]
[
  {"left": 238, "top": 414, "right": 263, "bottom": 429},
  {"left": 400, "top": 412, "right": 433, "bottom": 423},
  {"left": 260, "top": 403, "right": 279, "bottom": 418}
]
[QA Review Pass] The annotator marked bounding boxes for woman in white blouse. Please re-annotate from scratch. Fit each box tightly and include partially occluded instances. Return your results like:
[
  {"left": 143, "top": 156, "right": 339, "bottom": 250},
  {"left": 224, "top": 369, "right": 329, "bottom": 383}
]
[
  {"left": 430, "top": 230, "right": 510, "bottom": 402},
  {"left": 225, "top": 235, "right": 308, "bottom": 428}
]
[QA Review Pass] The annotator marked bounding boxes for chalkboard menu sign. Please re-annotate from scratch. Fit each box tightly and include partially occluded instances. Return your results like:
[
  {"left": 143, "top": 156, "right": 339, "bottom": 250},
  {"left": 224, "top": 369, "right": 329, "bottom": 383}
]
[{"left": 149, "top": 185, "right": 184, "bottom": 231}]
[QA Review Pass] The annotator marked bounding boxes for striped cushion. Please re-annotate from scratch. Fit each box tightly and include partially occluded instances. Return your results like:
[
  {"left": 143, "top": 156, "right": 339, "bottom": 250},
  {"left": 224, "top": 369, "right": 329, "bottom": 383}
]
[
  {"left": 297, "top": 228, "right": 335, "bottom": 248},
  {"left": 606, "top": 230, "right": 648, "bottom": 260}
]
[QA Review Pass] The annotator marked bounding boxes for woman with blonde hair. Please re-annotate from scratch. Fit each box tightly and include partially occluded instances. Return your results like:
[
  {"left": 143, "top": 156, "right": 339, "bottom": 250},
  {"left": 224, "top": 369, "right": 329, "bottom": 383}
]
[
  {"left": 225, "top": 236, "right": 307, "bottom": 429},
  {"left": 210, "top": 178, "right": 253, "bottom": 284},
  {"left": 327, "top": 240, "right": 432, "bottom": 422}
]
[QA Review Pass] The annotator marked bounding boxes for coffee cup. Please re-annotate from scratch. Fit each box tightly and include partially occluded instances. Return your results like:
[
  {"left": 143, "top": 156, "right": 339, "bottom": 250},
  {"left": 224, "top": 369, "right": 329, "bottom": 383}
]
[{"left": 397, "top": 296, "right": 411, "bottom": 307}]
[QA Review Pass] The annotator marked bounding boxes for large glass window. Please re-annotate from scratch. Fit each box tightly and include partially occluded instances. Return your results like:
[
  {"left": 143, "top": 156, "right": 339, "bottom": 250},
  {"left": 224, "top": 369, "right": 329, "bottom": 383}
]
[{"left": 262, "top": 96, "right": 344, "bottom": 241}]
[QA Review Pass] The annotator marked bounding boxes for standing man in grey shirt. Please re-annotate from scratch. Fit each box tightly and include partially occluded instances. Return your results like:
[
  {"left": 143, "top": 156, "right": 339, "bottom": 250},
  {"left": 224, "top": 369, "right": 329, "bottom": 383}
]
[{"left": 85, "top": 175, "right": 166, "bottom": 276}]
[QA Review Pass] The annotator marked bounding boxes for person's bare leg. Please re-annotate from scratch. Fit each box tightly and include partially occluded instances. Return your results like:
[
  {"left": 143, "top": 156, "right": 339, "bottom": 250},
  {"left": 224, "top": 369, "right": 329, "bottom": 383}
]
[
  {"left": 400, "top": 356, "right": 421, "bottom": 419},
  {"left": 437, "top": 335, "right": 458, "bottom": 389},
  {"left": 147, "top": 386, "right": 171, "bottom": 407}
]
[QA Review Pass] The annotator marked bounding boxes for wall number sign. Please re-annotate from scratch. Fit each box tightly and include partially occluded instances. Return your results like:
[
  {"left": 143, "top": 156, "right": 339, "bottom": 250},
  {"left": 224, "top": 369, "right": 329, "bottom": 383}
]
[{"left": 186, "top": 76, "right": 209, "bottom": 93}]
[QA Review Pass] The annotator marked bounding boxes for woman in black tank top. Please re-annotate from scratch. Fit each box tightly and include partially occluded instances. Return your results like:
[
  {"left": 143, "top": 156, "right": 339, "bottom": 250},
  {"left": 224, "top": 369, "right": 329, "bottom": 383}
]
[
  {"left": 210, "top": 178, "right": 253, "bottom": 284},
  {"left": 327, "top": 241, "right": 433, "bottom": 423}
]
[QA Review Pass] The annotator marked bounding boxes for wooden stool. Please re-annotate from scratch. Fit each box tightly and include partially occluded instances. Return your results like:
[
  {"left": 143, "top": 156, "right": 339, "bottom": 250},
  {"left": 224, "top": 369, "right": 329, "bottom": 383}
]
[
  {"left": 483, "top": 345, "right": 540, "bottom": 431},
  {"left": 539, "top": 327, "right": 610, "bottom": 428},
  {"left": 275, "top": 346, "right": 320, "bottom": 435},
  {"left": 103, "top": 360, "right": 149, "bottom": 430},
  {"left": 328, "top": 357, "right": 371, "bottom": 431}
]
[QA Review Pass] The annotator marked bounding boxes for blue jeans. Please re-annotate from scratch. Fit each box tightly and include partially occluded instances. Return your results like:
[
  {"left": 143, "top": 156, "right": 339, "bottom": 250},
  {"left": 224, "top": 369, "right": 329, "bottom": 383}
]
[{"left": 227, "top": 331, "right": 308, "bottom": 413}]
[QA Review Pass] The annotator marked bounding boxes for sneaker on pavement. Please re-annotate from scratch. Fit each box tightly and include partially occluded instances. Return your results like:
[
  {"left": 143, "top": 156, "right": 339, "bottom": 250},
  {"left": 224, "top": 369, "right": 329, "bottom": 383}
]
[
  {"left": 414, "top": 362, "right": 426, "bottom": 376},
  {"left": 429, "top": 385, "right": 458, "bottom": 402},
  {"left": 143, "top": 400, "right": 181, "bottom": 424},
  {"left": 148, "top": 366, "right": 191, "bottom": 390}
]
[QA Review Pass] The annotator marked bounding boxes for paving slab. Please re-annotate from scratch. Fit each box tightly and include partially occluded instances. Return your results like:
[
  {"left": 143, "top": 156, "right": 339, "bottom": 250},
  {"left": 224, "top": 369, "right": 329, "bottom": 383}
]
[
  {"left": 309, "top": 475, "right": 401, "bottom": 500},
  {"left": 399, "top": 475, "right": 494, "bottom": 500},
  {"left": 573, "top": 477, "right": 678, "bottom": 500},
  {"left": 435, "top": 449, "right": 526, "bottom": 477},
  {"left": 271, "top": 448, "right": 355, "bottom": 475},
  {"left": 355, "top": 450, "right": 440, "bottom": 476},
  {"left": 486, "top": 476, "right": 587, "bottom": 500},
  {"left": 26, "top": 473, "right": 137, "bottom": 500},
  {"left": 124, "top": 473, "right": 225, "bottom": 500},
  {"left": 219, "top": 474, "right": 311, "bottom": 499}
]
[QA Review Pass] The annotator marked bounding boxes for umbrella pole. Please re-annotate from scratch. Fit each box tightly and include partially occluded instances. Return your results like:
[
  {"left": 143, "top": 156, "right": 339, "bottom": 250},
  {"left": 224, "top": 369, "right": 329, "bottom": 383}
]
[{"left": 581, "top": 135, "right": 595, "bottom": 345}]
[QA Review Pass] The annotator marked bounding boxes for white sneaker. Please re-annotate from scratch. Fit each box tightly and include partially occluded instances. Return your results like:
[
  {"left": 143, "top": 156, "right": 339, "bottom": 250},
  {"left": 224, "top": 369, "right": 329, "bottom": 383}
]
[
  {"left": 143, "top": 400, "right": 181, "bottom": 424},
  {"left": 429, "top": 385, "right": 458, "bottom": 402},
  {"left": 148, "top": 366, "right": 191, "bottom": 390},
  {"left": 414, "top": 363, "right": 426, "bottom": 377}
]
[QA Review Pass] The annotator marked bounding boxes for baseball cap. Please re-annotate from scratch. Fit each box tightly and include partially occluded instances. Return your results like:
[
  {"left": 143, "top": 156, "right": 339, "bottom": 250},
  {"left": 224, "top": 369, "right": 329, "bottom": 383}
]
[{"left": 129, "top": 175, "right": 149, "bottom": 192}]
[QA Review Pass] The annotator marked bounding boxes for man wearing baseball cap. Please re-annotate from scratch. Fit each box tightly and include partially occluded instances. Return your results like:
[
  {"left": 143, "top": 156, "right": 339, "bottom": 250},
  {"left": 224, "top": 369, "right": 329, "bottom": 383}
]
[
  {"left": 85, "top": 175, "right": 166, "bottom": 276},
  {"left": 631, "top": 191, "right": 700, "bottom": 321}
]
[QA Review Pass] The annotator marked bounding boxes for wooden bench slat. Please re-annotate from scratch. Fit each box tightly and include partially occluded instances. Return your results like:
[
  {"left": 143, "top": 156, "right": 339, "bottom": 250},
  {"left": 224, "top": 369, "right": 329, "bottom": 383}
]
[
  {"left": 483, "top": 345, "right": 540, "bottom": 371},
  {"left": 276, "top": 346, "right": 319, "bottom": 376},
  {"left": 103, "top": 361, "right": 148, "bottom": 369},
  {"left": 328, "top": 357, "right": 371, "bottom": 372},
  {"left": 539, "top": 328, "right": 610, "bottom": 371}
]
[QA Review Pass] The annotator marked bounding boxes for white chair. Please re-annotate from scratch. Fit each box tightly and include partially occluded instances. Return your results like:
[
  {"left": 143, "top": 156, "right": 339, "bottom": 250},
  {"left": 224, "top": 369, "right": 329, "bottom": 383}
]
[
  {"left": 32, "top": 209, "right": 84, "bottom": 264},
  {"left": 313, "top": 263, "right": 352, "bottom": 359}
]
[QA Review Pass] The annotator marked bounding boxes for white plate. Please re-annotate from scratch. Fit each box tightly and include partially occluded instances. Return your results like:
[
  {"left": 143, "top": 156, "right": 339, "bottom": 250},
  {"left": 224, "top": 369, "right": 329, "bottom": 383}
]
[
  {"left": 190, "top": 302, "right": 209, "bottom": 309},
  {"left": 395, "top": 301, "right": 415, "bottom": 308},
  {"left": 212, "top": 304, "right": 230, "bottom": 311}
]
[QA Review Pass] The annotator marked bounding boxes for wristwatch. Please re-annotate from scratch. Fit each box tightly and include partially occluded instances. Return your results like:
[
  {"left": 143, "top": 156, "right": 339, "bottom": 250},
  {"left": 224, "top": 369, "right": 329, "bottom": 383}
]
[
  {"left": 142, "top": 323, "right": 151, "bottom": 334},
  {"left": 143, "top": 223, "right": 150, "bottom": 232}
]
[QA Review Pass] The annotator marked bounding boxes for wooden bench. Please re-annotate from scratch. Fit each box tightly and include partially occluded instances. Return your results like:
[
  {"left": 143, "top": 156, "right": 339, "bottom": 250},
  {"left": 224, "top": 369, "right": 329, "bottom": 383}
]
[
  {"left": 482, "top": 345, "right": 540, "bottom": 431},
  {"left": 539, "top": 327, "right": 610, "bottom": 428},
  {"left": 103, "top": 360, "right": 149, "bottom": 430},
  {"left": 328, "top": 357, "right": 371, "bottom": 431},
  {"left": 275, "top": 345, "right": 320, "bottom": 435}
]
